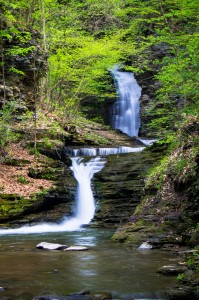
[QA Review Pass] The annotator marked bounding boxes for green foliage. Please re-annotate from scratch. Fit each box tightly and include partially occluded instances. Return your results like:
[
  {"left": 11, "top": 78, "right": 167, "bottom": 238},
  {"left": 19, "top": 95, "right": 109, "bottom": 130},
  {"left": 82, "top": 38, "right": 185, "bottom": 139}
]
[
  {"left": 146, "top": 114, "right": 199, "bottom": 190},
  {"left": 8, "top": 66, "right": 25, "bottom": 75},
  {"left": 1, "top": 0, "right": 37, "bottom": 79},
  {"left": 177, "top": 273, "right": 185, "bottom": 282},
  {"left": 44, "top": 137, "right": 52, "bottom": 149},
  {"left": 6, "top": 46, "right": 35, "bottom": 56},
  {"left": 17, "top": 176, "right": 28, "bottom": 184},
  {"left": 0, "top": 102, "right": 20, "bottom": 154},
  {"left": 146, "top": 155, "right": 169, "bottom": 190}
]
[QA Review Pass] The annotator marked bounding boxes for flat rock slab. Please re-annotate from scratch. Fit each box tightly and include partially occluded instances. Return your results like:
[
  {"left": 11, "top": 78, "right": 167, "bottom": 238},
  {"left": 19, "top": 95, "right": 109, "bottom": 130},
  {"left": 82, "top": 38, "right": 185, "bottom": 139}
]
[
  {"left": 36, "top": 242, "right": 68, "bottom": 250},
  {"left": 36, "top": 242, "right": 88, "bottom": 251},
  {"left": 64, "top": 246, "right": 88, "bottom": 251}
]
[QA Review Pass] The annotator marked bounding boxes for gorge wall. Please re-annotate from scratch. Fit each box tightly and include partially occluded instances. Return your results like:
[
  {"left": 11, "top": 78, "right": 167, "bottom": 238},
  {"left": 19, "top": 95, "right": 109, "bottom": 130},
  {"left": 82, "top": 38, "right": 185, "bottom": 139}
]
[{"left": 93, "top": 147, "right": 162, "bottom": 226}]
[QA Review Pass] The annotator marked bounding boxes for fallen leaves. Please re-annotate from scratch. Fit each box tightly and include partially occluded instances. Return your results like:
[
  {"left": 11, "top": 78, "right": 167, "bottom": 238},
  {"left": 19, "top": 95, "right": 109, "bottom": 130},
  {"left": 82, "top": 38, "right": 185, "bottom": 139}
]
[{"left": 0, "top": 142, "right": 54, "bottom": 198}]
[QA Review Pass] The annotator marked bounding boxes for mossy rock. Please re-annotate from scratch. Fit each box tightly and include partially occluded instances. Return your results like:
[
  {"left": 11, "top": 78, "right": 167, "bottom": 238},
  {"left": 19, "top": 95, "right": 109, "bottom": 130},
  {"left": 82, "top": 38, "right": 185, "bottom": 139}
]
[
  {"left": 0, "top": 193, "right": 24, "bottom": 201},
  {"left": 28, "top": 167, "right": 58, "bottom": 180},
  {"left": 3, "top": 158, "right": 30, "bottom": 166},
  {"left": 0, "top": 196, "right": 32, "bottom": 220}
]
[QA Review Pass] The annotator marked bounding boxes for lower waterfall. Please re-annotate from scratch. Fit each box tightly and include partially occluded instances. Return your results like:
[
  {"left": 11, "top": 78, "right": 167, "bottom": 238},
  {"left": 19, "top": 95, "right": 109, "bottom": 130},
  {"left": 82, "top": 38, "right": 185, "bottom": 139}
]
[
  {"left": 0, "top": 157, "right": 106, "bottom": 234},
  {"left": 70, "top": 156, "right": 106, "bottom": 225}
]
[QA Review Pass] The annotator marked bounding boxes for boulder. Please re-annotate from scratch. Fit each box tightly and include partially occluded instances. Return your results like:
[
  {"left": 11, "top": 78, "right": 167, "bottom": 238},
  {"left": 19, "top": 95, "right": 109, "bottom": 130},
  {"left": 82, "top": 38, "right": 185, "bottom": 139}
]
[
  {"left": 157, "top": 265, "right": 187, "bottom": 276},
  {"left": 36, "top": 242, "right": 68, "bottom": 250},
  {"left": 138, "top": 241, "right": 153, "bottom": 250}
]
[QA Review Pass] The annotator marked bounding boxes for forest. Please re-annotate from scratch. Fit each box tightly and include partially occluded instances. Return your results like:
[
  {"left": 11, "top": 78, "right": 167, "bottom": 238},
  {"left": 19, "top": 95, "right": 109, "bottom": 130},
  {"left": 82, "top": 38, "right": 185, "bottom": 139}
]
[{"left": 0, "top": 0, "right": 199, "bottom": 299}]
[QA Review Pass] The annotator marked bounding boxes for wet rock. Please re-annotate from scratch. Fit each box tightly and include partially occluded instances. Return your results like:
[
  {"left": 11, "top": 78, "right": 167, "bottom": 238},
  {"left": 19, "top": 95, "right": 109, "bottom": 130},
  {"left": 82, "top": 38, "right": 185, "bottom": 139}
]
[
  {"left": 64, "top": 246, "right": 88, "bottom": 251},
  {"left": 33, "top": 294, "right": 93, "bottom": 300},
  {"left": 94, "top": 149, "right": 161, "bottom": 226},
  {"left": 36, "top": 242, "right": 68, "bottom": 250},
  {"left": 33, "top": 290, "right": 112, "bottom": 300},
  {"left": 157, "top": 265, "right": 187, "bottom": 276},
  {"left": 36, "top": 243, "right": 88, "bottom": 251},
  {"left": 138, "top": 241, "right": 153, "bottom": 250},
  {"left": 90, "top": 291, "right": 112, "bottom": 300},
  {"left": 167, "top": 286, "right": 199, "bottom": 300}
]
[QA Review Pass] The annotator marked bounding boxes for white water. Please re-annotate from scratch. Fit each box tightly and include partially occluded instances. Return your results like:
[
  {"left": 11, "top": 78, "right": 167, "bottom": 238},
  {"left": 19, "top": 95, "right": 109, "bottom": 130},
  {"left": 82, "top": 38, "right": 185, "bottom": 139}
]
[
  {"left": 70, "top": 157, "right": 106, "bottom": 224},
  {"left": 138, "top": 138, "right": 157, "bottom": 146},
  {"left": 0, "top": 157, "right": 106, "bottom": 235},
  {"left": 111, "top": 66, "right": 142, "bottom": 137},
  {"left": 65, "top": 146, "right": 145, "bottom": 157}
]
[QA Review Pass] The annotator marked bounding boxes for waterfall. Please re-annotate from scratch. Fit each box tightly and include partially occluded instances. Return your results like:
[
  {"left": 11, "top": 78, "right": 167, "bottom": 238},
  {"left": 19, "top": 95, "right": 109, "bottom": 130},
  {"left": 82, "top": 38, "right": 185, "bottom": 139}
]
[
  {"left": 0, "top": 157, "right": 106, "bottom": 234},
  {"left": 70, "top": 157, "right": 106, "bottom": 224},
  {"left": 137, "top": 138, "right": 157, "bottom": 146},
  {"left": 111, "top": 66, "right": 142, "bottom": 137},
  {"left": 65, "top": 146, "right": 145, "bottom": 157}
]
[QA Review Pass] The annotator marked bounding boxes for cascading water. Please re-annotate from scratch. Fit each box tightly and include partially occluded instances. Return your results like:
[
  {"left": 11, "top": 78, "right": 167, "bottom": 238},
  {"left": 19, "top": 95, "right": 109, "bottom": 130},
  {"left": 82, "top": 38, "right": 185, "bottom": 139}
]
[
  {"left": 70, "top": 157, "right": 106, "bottom": 225},
  {"left": 0, "top": 157, "right": 106, "bottom": 235},
  {"left": 111, "top": 66, "right": 142, "bottom": 137},
  {"left": 65, "top": 146, "right": 145, "bottom": 157}
]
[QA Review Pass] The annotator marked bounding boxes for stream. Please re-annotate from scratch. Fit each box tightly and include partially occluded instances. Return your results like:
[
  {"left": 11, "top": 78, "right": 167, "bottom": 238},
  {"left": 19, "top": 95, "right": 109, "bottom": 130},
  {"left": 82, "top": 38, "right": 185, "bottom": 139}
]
[{"left": 0, "top": 228, "right": 175, "bottom": 300}]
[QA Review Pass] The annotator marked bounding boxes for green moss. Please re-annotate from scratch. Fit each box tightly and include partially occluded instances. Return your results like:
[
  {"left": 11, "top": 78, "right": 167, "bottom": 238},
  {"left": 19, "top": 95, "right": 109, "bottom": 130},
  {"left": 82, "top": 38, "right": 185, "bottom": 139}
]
[
  {"left": 28, "top": 166, "right": 58, "bottom": 181},
  {"left": 3, "top": 158, "right": 30, "bottom": 166},
  {"left": 0, "top": 195, "right": 30, "bottom": 218}
]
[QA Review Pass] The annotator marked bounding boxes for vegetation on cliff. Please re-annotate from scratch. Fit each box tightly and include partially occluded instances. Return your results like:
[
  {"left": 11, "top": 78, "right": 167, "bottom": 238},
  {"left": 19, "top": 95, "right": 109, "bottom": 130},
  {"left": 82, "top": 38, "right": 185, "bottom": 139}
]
[{"left": 1, "top": 0, "right": 199, "bottom": 133}]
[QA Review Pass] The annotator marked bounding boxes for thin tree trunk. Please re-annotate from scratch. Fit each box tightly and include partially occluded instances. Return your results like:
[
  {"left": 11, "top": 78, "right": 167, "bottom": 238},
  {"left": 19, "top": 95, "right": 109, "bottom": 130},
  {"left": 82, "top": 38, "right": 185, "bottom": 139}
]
[
  {"left": 33, "top": 54, "right": 37, "bottom": 150},
  {"left": 42, "top": 0, "right": 47, "bottom": 52},
  {"left": 1, "top": 17, "right": 6, "bottom": 106}
]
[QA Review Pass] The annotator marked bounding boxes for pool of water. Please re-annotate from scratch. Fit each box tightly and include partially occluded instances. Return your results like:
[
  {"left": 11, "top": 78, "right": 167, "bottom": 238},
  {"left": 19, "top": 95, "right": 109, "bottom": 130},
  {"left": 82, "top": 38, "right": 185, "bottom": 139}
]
[{"left": 0, "top": 228, "right": 174, "bottom": 299}]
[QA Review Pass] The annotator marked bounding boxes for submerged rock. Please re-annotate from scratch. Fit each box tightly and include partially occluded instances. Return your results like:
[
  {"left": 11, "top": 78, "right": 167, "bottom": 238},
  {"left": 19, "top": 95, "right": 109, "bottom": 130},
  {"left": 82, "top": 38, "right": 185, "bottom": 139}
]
[
  {"left": 33, "top": 291, "right": 112, "bottom": 300},
  {"left": 33, "top": 294, "right": 93, "bottom": 300},
  {"left": 157, "top": 265, "right": 187, "bottom": 276},
  {"left": 64, "top": 246, "right": 88, "bottom": 251},
  {"left": 36, "top": 242, "right": 68, "bottom": 250}
]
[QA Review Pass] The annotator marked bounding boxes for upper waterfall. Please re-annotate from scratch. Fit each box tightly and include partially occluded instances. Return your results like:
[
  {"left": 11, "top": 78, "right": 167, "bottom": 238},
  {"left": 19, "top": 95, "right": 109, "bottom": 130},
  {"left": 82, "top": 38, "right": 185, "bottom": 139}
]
[{"left": 111, "top": 66, "right": 142, "bottom": 137}]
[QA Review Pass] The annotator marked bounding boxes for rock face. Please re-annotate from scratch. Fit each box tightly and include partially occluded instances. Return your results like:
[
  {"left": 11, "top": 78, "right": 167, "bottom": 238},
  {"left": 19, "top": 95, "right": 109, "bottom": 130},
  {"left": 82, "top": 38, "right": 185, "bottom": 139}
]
[
  {"left": 0, "top": 28, "right": 47, "bottom": 109},
  {"left": 94, "top": 147, "right": 161, "bottom": 226},
  {"left": 111, "top": 117, "right": 199, "bottom": 299},
  {"left": 0, "top": 157, "right": 76, "bottom": 224},
  {"left": 112, "top": 118, "right": 199, "bottom": 247}
]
